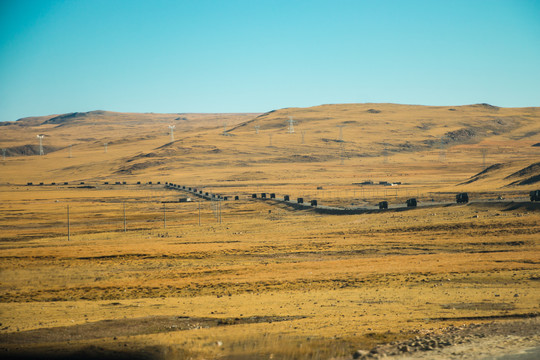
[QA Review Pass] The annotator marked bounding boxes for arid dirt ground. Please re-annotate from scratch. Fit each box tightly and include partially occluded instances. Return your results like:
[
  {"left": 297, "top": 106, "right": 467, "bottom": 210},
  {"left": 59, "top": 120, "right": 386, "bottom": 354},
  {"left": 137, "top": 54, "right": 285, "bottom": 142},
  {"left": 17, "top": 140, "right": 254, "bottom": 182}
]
[{"left": 0, "top": 103, "right": 539, "bottom": 359}]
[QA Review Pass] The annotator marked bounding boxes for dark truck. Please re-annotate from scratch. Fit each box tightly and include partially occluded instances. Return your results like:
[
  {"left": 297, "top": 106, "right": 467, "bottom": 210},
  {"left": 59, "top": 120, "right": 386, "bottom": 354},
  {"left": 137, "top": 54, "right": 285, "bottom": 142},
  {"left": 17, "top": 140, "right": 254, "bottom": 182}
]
[
  {"left": 406, "top": 198, "right": 417, "bottom": 207},
  {"left": 530, "top": 190, "right": 540, "bottom": 202},
  {"left": 456, "top": 193, "right": 469, "bottom": 203}
]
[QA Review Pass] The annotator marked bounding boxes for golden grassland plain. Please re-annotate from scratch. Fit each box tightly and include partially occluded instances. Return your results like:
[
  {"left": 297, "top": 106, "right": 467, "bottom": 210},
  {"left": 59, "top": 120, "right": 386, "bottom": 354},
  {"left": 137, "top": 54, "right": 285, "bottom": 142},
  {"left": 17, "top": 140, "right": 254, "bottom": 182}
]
[{"left": 0, "top": 103, "right": 539, "bottom": 359}]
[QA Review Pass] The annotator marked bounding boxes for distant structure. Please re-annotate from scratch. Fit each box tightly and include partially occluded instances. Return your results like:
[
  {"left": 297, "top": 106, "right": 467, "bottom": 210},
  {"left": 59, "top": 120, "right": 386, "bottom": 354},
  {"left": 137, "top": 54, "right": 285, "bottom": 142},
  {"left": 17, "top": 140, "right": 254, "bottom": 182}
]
[
  {"left": 104, "top": 142, "right": 108, "bottom": 153},
  {"left": 37, "top": 134, "right": 45, "bottom": 155},
  {"left": 439, "top": 136, "right": 446, "bottom": 162},
  {"left": 287, "top": 117, "right": 295, "bottom": 134},
  {"left": 222, "top": 123, "right": 232, "bottom": 136},
  {"left": 336, "top": 125, "right": 345, "bottom": 142},
  {"left": 301, "top": 130, "right": 306, "bottom": 144},
  {"left": 2, "top": 148, "right": 6, "bottom": 160},
  {"left": 168, "top": 125, "right": 175, "bottom": 142},
  {"left": 255, "top": 124, "right": 260, "bottom": 134}
]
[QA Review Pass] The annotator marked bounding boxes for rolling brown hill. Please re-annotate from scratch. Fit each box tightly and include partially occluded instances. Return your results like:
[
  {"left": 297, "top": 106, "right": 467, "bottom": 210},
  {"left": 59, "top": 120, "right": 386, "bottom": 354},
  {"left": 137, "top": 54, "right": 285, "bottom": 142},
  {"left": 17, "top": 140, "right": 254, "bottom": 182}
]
[{"left": 0, "top": 103, "right": 538, "bottom": 194}]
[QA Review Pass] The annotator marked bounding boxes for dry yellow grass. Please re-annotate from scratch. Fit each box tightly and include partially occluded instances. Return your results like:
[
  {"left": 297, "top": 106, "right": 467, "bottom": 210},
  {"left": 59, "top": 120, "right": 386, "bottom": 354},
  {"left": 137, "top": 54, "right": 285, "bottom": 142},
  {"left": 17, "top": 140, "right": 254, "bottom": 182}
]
[{"left": 0, "top": 103, "right": 539, "bottom": 359}]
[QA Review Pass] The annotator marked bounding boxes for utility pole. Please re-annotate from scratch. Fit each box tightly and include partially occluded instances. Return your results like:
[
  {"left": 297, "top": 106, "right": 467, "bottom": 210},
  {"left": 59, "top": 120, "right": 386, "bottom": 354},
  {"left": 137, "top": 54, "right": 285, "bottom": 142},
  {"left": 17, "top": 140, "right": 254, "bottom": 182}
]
[
  {"left": 37, "top": 135, "right": 45, "bottom": 155},
  {"left": 163, "top": 203, "right": 166, "bottom": 229},
  {"left": 67, "top": 204, "right": 70, "bottom": 241},
  {"left": 104, "top": 143, "right": 108, "bottom": 153},
  {"left": 123, "top": 202, "right": 126, "bottom": 232},
  {"left": 481, "top": 148, "right": 487, "bottom": 169},
  {"left": 198, "top": 200, "right": 201, "bottom": 226},
  {"left": 219, "top": 200, "right": 222, "bottom": 224},
  {"left": 287, "top": 117, "right": 295, "bottom": 134},
  {"left": 336, "top": 125, "right": 345, "bottom": 142},
  {"left": 439, "top": 137, "right": 446, "bottom": 162},
  {"left": 168, "top": 125, "right": 175, "bottom": 142}
]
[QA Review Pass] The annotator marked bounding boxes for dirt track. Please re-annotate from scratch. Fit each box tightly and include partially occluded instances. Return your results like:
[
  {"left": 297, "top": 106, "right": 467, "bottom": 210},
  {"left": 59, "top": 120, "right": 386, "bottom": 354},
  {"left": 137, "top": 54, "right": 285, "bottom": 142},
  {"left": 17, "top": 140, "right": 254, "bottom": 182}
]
[{"left": 351, "top": 317, "right": 540, "bottom": 360}]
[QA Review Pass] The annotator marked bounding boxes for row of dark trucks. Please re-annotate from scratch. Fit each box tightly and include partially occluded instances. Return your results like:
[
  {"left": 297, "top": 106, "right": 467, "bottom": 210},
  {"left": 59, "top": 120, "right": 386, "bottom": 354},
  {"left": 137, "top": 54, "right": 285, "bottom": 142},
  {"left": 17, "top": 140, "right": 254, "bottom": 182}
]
[
  {"left": 167, "top": 184, "right": 540, "bottom": 209},
  {"left": 379, "top": 193, "right": 469, "bottom": 210}
]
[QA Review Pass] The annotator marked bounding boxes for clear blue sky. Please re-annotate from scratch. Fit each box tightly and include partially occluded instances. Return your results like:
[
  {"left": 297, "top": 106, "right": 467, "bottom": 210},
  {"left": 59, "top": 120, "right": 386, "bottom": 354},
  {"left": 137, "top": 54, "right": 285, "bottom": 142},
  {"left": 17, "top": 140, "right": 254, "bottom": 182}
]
[{"left": 1, "top": 0, "right": 539, "bottom": 121}]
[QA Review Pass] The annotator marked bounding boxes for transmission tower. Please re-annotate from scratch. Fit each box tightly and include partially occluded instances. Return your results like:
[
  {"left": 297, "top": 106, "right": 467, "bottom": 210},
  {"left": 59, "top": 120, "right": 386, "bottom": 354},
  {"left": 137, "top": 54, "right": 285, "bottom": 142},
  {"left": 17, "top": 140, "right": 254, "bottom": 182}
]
[
  {"left": 168, "top": 125, "right": 175, "bottom": 142},
  {"left": 287, "top": 117, "right": 295, "bottom": 134},
  {"left": 255, "top": 124, "right": 260, "bottom": 134},
  {"left": 336, "top": 125, "right": 345, "bottom": 142},
  {"left": 481, "top": 148, "right": 487, "bottom": 168},
  {"left": 439, "top": 136, "right": 446, "bottom": 162},
  {"left": 339, "top": 143, "right": 345, "bottom": 165},
  {"left": 37, "top": 134, "right": 45, "bottom": 155}
]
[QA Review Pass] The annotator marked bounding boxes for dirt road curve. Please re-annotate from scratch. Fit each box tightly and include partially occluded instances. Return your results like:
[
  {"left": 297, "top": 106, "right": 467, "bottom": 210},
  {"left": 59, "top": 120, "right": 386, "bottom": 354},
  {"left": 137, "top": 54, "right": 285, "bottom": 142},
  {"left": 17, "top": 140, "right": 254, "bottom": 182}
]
[{"left": 351, "top": 317, "right": 540, "bottom": 360}]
